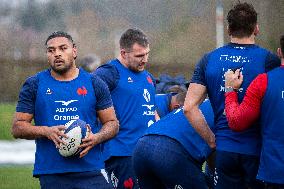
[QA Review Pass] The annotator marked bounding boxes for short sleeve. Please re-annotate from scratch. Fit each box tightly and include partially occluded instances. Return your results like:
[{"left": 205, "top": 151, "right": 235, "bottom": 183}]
[
  {"left": 93, "top": 63, "right": 119, "bottom": 92},
  {"left": 264, "top": 52, "right": 281, "bottom": 72},
  {"left": 91, "top": 75, "right": 113, "bottom": 111},
  {"left": 190, "top": 54, "right": 209, "bottom": 86},
  {"left": 16, "top": 75, "right": 38, "bottom": 114}
]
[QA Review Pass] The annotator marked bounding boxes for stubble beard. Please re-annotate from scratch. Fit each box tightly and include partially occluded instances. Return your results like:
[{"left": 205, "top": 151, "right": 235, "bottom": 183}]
[
  {"left": 51, "top": 60, "right": 74, "bottom": 75},
  {"left": 129, "top": 63, "right": 144, "bottom": 73}
]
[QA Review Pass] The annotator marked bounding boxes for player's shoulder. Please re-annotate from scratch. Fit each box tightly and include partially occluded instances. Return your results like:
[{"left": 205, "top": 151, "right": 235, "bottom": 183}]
[
  {"left": 252, "top": 45, "right": 277, "bottom": 58},
  {"left": 90, "top": 72, "right": 105, "bottom": 84},
  {"left": 145, "top": 70, "right": 154, "bottom": 77},
  {"left": 98, "top": 59, "right": 118, "bottom": 70},
  {"left": 98, "top": 62, "right": 116, "bottom": 69},
  {"left": 24, "top": 70, "right": 45, "bottom": 86},
  {"left": 95, "top": 60, "right": 119, "bottom": 75},
  {"left": 207, "top": 44, "right": 233, "bottom": 58},
  {"left": 145, "top": 70, "right": 156, "bottom": 81},
  {"left": 25, "top": 74, "right": 38, "bottom": 83}
]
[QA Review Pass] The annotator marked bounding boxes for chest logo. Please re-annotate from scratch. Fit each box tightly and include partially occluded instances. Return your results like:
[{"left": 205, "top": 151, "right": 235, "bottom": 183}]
[
  {"left": 46, "top": 88, "right": 52, "bottom": 95},
  {"left": 128, "top": 77, "right": 133, "bottom": 83},
  {"left": 143, "top": 89, "right": 151, "bottom": 102},
  {"left": 77, "top": 86, "right": 87, "bottom": 96},
  {"left": 147, "top": 76, "right": 153, "bottom": 84},
  {"left": 55, "top": 100, "right": 78, "bottom": 106},
  {"left": 142, "top": 104, "right": 154, "bottom": 110}
]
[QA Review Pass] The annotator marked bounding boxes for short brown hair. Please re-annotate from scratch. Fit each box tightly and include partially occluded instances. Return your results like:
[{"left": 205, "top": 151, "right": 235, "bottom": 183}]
[
  {"left": 119, "top": 28, "right": 149, "bottom": 51},
  {"left": 227, "top": 2, "right": 257, "bottom": 38},
  {"left": 175, "top": 91, "right": 187, "bottom": 106}
]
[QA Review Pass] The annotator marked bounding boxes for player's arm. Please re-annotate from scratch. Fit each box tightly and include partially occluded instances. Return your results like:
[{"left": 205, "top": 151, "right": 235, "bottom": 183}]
[
  {"left": 184, "top": 54, "right": 215, "bottom": 149},
  {"left": 79, "top": 107, "right": 119, "bottom": 158},
  {"left": 12, "top": 112, "right": 42, "bottom": 139},
  {"left": 155, "top": 110, "right": 160, "bottom": 121},
  {"left": 80, "top": 75, "right": 119, "bottom": 158},
  {"left": 224, "top": 70, "right": 267, "bottom": 131},
  {"left": 96, "top": 106, "right": 119, "bottom": 143},
  {"left": 12, "top": 112, "right": 67, "bottom": 148},
  {"left": 13, "top": 75, "right": 67, "bottom": 147},
  {"left": 184, "top": 83, "right": 215, "bottom": 149}
]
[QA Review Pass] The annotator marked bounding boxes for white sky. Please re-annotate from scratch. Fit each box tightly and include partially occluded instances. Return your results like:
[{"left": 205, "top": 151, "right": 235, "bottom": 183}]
[{"left": 0, "top": 0, "right": 50, "bottom": 7}]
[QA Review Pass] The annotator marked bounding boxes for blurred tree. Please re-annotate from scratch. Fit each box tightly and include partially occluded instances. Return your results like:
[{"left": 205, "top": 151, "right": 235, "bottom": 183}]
[
  {"left": 0, "top": 3, "right": 12, "bottom": 17},
  {"left": 17, "top": 0, "right": 65, "bottom": 32},
  {"left": 43, "top": 1, "right": 66, "bottom": 31},
  {"left": 18, "top": 0, "right": 46, "bottom": 32}
]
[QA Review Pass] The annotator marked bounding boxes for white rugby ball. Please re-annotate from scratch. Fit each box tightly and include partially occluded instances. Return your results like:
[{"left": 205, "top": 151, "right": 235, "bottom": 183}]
[{"left": 58, "top": 119, "right": 90, "bottom": 157}]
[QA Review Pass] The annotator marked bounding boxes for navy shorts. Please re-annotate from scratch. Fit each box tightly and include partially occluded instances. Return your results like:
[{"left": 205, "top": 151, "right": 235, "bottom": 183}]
[
  {"left": 39, "top": 170, "right": 112, "bottom": 189},
  {"left": 133, "top": 135, "right": 208, "bottom": 189},
  {"left": 214, "top": 150, "right": 264, "bottom": 189},
  {"left": 105, "top": 156, "right": 139, "bottom": 189},
  {"left": 204, "top": 163, "right": 214, "bottom": 189},
  {"left": 265, "top": 183, "right": 284, "bottom": 189}
]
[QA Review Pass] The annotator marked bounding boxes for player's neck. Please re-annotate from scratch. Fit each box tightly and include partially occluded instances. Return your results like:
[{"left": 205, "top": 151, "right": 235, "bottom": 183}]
[
  {"left": 51, "top": 66, "right": 79, "bottom": 81},
  {"left": 230, "top": 35, "right": 255, "bottom": 45},
  {"left": 117, "top": 56, "right": 128, "bottom": 69}
]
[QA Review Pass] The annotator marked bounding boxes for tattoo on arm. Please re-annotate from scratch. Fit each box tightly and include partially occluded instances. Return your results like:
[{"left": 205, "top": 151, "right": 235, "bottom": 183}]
[
  {"left": 95, "top": 106, "right": 119, "bottom": 144},
  {"left": 95, "top": 120, "right": 119, "bottom": 144}
]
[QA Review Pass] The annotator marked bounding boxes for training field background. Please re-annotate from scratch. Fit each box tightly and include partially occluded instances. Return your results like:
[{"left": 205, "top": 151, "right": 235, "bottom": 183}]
[
  {"left": 0, "top": 103, "right": 40, "bottom": 189},
  {"left": 0, "top": 0, "right": 283, "bottom": 188},
  {"left": 0, "top": 0, "right": 283, "bottom": 102}
]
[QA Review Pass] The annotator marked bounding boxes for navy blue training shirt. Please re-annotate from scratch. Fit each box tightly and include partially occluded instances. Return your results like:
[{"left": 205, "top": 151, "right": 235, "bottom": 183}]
[{"left": 191, "top": 43, "right": 280, "bottom": 156}]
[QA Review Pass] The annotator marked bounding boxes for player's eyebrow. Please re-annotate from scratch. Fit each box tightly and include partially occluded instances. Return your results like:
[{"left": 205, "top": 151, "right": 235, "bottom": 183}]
[
  {"left": 134, "top": 50, "right": 150, "bottom": 57},
  {"left": 47, "top": 44, "right": 68, "bottom": 50}
]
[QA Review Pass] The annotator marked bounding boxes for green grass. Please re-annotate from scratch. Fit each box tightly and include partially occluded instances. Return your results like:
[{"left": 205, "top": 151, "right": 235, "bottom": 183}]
[
  {"left": 0, "top": 165, "right": 40, "bottom": 189},
  {"left": 0, "top": 103, "right": 15, "bottom": 140}
]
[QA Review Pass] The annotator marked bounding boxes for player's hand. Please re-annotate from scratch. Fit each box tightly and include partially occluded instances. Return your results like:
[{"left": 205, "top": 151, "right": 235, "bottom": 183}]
[
  {"left": 79, "top": 125, "right": 98, "bottom": 158},
  {"left": 225, "top": 69, "right": 243, "bottom": 90},
  {"left": 45, "top": 125, "right": 68, "bottom": 148}
]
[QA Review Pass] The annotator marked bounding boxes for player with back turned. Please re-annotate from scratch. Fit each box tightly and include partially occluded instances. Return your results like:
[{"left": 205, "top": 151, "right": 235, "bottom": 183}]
[
  {"left": 184, "top": 2, "right": 280, "bottom": 189},
  {"left": 224, "top": 35, "right": 284, "bottom": 188}
]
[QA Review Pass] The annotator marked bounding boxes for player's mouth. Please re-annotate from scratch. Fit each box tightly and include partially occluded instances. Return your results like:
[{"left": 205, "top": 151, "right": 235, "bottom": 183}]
[
  {"left": 138, "top": 62, "right": 145, "bottom": 68},
  {"left": 54, "top": 59, "right": 65, "bottom": 65}
]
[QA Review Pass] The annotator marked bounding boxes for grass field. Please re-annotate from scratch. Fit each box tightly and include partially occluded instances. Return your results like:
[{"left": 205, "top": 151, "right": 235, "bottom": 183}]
[
  {"left": 0, "top": 104, "right": 39, "bottom": 188},
  {"left": 0, "top": 103, "right": 15, "bottom": 140},
  {"left": 0, "top": 165, "right": 40, "bottom": 189}
]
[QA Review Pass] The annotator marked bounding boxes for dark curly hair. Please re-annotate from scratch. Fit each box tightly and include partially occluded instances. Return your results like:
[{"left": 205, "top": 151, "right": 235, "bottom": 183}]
[{"left": 45, "top": 31, "right": 75, "bottom": 47}]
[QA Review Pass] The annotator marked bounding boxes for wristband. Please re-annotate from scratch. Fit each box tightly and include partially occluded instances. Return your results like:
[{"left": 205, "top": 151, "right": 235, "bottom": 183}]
[{"left": 225, "top": 86, "right": 236, "bottom": 93}]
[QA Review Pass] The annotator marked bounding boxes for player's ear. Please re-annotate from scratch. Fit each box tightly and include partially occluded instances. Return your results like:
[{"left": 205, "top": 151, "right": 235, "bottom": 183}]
[
  {"left": 277, "top": 48, "right": 283, "bottom": 58},
  {"left": 253, "top": 24, "right": 259, "bottom": 36},
  {"left": 73, "top": 45, "right": 77, "bottom": 59},
  {"left": 226, "top": 26, "right": 231, "bottom": 36},
  {"left": 172, "top": 103, "right": 181, "bottom": 110},
  {"left": 120, "top": 49, "right": 127, "bottom": 59}
]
